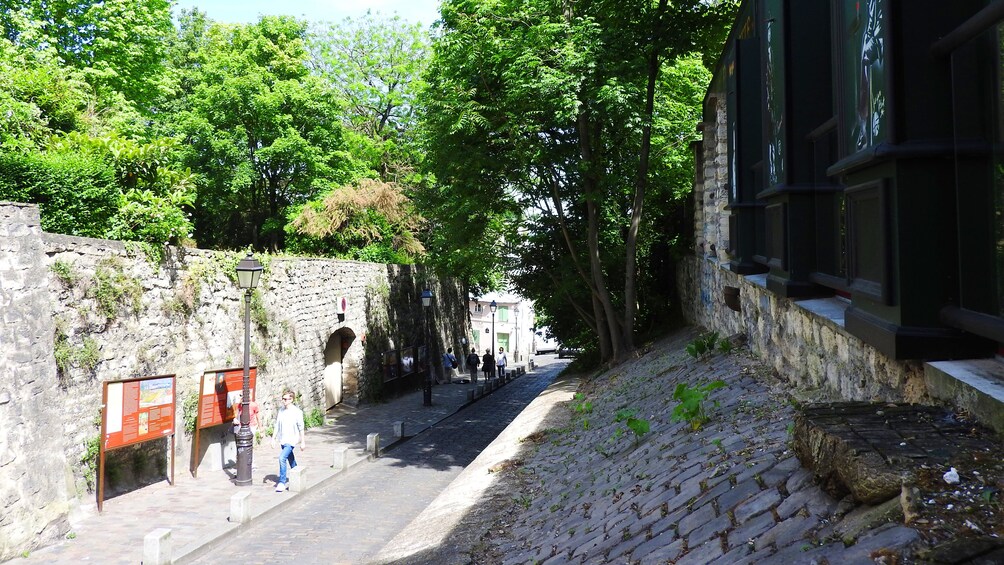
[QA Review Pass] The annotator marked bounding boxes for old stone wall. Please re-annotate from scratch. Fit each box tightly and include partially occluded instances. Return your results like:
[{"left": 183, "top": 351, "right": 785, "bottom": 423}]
[
  {"left": 0, "top": 204, "right": 72, "bottom": 562},
  {"left": 0, "top": 202, "right": 467, "bottom": 560},
  {"left": 678, "top": 100, "right": 929, "bottom": 408}
]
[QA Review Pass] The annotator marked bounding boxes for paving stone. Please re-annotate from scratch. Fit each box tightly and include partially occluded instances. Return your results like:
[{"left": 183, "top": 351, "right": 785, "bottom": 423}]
[
  {"left": 635, "top": 536, "right": 684, "bottom": 565},
  {"left": 786, "top": 467, "right": 815, "bottom": 493},
  {"left": 690, "top": 477, "right": 734, "bottom": 511},
  {"left": 727, "top": 510, "right": 776, "bottom": 550},
  {"left": 715, "top": 544, "right": 757, "bottom": 565},
  {"left": 714, "top": 482, "right": 757, "bottom": 514},
  {"left": 755, "top": 514, "right": 818, "bottom": 551},
  {"left": 759, "top": 455, "right": 801, "bottom": 488},
  {"left": 677, "top": 502, "right": 717, "bottom": 537},
  {"left": 675, "top": 537, "right": 725, "bottom": 565},
  {"left": 776, "top": 485, "right": 824, "bottom": 519},
  {"left": 733, "top": 457, "right": 777, "bottom": 485},
  {"left": 734, "top": 486, "right": 781, "bottom": 524},
  {"left": 686, "top": 513, "right": 731, "bottom": 547}
]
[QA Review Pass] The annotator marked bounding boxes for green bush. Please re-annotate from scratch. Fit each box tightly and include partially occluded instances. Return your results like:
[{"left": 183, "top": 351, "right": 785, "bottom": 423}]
[{"left": 0, "top": 151, "right": 118, "bottom": 237}]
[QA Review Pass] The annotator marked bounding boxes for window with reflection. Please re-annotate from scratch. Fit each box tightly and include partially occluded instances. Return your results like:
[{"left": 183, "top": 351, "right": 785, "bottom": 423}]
[
  {"left": 762, "top": 0, "right": 786, "bottom": 187},
  {"left": 840, "top": 0, "right": 887, "bottom": 154}
]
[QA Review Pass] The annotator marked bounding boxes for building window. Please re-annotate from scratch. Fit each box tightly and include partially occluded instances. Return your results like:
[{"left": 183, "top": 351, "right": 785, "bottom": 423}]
[
  {"left": 475, "top": 304, "right": 483, "bottom": 313},
  {"left": 498, "top": 306, "right": 509, "bottom": 322},
  {"left": 839, "top": 0, "right": 888, "bottom": 155}
]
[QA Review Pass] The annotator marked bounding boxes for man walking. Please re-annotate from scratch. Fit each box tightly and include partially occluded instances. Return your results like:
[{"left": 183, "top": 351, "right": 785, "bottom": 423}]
[
  {"left": 271, "top": 390, "right": 305, "bottom": 492},
  {"left": 466, "top": 347, "right": 481, "bottom": 384},
  {"left": 496, "top": 346, "right": 508, "bottom": 379}
]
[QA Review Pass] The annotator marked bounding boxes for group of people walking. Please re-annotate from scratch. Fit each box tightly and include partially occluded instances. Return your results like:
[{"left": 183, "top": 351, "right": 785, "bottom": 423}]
[{"left": 444, "top": 346, "right": 508, "bottom": 384}]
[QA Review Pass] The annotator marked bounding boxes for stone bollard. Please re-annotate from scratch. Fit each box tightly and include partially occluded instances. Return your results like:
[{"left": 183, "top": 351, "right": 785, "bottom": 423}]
[
  {"left": 288, "top": 466, "right": 306, "bottom": 493},
  {"left": 143, "top": 528, "right": 172, "bottom": 565},
  {"left": 476, "top": 384, "right": 485, "bottom": 397},
  {"left": 393, "top": 421, "right": 405, "bottom": 438},
  {"left": 230, "top": 491, "right": 251, "bottom": 524},
  {"left": 466, "top": 389, "right": 475, "bottom": 402},
  {"left": 333, "top": 446, "right": 348, "bottom": 472},
  {"left": 367, "top": 432, "right": 381, "bottom": 457}
]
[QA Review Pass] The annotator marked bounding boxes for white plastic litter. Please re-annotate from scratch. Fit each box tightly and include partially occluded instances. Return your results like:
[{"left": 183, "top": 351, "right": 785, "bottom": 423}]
[{"left": 944, "top": 467, "right": 960, "bottom": 484}]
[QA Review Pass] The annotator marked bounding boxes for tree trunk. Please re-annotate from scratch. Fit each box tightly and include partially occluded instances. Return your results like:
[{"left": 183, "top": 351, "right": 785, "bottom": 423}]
[
  {"left": 578, "top": 105, "right": 622, "bottom": 363},
  {"left": 623, "top": 0, "right": 668, "bottom": 355}
]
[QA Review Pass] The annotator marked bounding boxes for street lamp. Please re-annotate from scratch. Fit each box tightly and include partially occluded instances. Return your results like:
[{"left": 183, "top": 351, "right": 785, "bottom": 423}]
[
  {"left": 235, "top": 253, "right": 262, "bottom": 487},
  {"left": 489, "top": 300, "right": 497, "bottom": 379},
  {"left": 514, "top": 306, "right": 520, "bottom": 362},
  {"left": 422, "top": 288, "right": 433, "bottom": 406}
]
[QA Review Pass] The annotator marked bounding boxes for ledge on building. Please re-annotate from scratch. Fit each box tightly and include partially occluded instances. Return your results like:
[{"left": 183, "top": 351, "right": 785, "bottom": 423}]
[{"left": 925, "top": 358, "right": 1004, "bottom": 434}]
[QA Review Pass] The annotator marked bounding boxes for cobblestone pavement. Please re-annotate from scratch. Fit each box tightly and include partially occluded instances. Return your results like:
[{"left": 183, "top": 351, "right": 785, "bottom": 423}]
[
  {"left": 13, "top": 361, "right": 547, "bottom": 565},
  {"left": 379, "top": 329, "right": 924, "bottom": 564},
  {"left": 188, "top": 360, "right": 564, "bottom": 564}
]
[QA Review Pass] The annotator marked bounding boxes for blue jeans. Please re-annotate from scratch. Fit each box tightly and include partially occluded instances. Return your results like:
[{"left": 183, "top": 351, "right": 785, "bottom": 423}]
[{"left": 278, "top": 444, "right": 297, "bottom": 484}]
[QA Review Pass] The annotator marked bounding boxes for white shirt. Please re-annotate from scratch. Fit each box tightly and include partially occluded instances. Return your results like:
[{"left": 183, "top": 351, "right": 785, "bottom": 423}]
[{"left": 275, "top": 404, "right": 304, "bottom": 446}]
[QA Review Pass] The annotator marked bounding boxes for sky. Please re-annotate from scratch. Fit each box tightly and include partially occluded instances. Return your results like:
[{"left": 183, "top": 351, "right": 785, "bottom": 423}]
[{"left": 172, "top": 0, "right": 442, "bottom": 27}]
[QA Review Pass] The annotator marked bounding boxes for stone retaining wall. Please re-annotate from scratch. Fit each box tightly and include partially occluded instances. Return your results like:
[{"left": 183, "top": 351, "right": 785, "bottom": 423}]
[{"left": 0, "top": 202, "right": 466, "bottom": 561}]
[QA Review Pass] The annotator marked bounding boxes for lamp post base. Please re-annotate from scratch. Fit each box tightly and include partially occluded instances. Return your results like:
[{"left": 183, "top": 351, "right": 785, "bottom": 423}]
[
  {"left": 423, "top": 378, "right": 432, "bottom": 406},
  {"left": 235, "top": 426, "right": 254, "bottom": 486}
]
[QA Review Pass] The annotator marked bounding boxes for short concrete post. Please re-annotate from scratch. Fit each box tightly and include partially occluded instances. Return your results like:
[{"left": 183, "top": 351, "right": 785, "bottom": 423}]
[
  {"left": 476, "top": 384, "right": 485, "bottom": 397},
  {"left": 466, "top": 389, "right": 475, "bottom": 402},
  {"left": 393, "top": 421, "right": 405, "bottom": 438},
  {"left": 367, "top": 432, "right": 381, "bottom": 457},
  {"left": 288, "top": 466, "right": 306, "bottom": 493},
  {"left": 230, "top": 491, "right": 251, "bottom": 524},
  {"left": 333, "top": 446, "right": 348, "bottom": 472},
  {"left": 143, "top": 528, "right": 172, "bottom": 565}
]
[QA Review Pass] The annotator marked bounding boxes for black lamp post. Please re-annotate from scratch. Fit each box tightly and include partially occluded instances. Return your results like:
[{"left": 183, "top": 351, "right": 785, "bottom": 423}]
[
  {"left": 235, "top": 253, "right": 262, "bottom": 486},
  {"left": 421, "top": 288, "right": 433, "bottom": 406},
  {"left": 489, "top": 300, "right": 497, "bottom": 378}
]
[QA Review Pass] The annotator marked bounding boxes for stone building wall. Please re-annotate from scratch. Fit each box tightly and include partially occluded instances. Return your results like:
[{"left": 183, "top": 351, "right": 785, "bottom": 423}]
[
  {"left": 678, "top": 102, "right": 930, "bottom": 407},
  {"left": 0, "top": 202, "right": 467, "bottom": 560}
]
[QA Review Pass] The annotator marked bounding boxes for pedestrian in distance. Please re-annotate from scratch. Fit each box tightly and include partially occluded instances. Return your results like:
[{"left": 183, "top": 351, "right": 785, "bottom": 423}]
[
  {"left": 466, "top": 347, "right": 481, "bottom": 384},
  {"left": 232, "top": 391, "right": 261, "bottom": 437},
  {"left": 442, "top": 347, "right": 458, "bottom": 383},
  {"left": 270, "top": 389, "right": 305, "bottom": 492},
  {"left": 482, "top": 348, "right": 494, "bottom": 381},
  {"left": 496, "top": 346, "right": 508, "bottom": 379}
]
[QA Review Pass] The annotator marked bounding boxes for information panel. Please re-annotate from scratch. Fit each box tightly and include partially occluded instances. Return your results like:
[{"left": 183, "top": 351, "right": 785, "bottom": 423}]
[
  {"left": 102, "top": 375, "right": 176, "bottom": 451},
  {"left": 196, "top": 367, "right": 258, "bottom": 430}
]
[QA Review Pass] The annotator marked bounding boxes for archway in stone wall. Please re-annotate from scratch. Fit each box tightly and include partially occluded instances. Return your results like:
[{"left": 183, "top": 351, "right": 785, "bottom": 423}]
[{"left": 323, "top": 329, "right": 357, "bottom": 409}]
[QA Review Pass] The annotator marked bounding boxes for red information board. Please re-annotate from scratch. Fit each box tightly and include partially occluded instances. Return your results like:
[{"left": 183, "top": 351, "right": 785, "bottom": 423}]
[
  {"left": 102, "top": 374, "right": 176, "bottom": 450},
  {"left": 196, "top": 367, "right": 257, "bottom": 430},
  {"left": 98, "top": 374, "right": 176, "bottom": 511}
]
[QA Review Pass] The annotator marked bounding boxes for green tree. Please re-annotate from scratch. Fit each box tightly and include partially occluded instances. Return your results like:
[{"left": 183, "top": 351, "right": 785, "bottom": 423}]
[
  {"left": 420, "top": 0, "right": 735, "bottom": 363},
  {"left": 310, "top": 13, "right": 430, "bottom": 183},
  {"left": 164, "top": 16, "right": 354, "bottom": 250},
  {"left": 0, "top": 0, "right": 174, "bottom": 110}
]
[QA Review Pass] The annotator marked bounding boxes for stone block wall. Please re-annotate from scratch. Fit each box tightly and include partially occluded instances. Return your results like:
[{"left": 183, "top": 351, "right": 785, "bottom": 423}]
[
  {"left": 0, "top": 202, "right": 467, "bottom": 560},
  {"left": 678, "top": 100, "right": 930, "bottom": 408},
  {"left": 0, "top": 203, "right": 72, "bottom": 561}
]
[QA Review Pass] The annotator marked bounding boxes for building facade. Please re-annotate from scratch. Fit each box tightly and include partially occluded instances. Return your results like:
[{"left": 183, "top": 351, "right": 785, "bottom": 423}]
[
  {"left": 468, "top": 292, "right": 536, "bottom": 366},
  {"left": 683, "top": 0, "right": 1004, "bottom": 429}
]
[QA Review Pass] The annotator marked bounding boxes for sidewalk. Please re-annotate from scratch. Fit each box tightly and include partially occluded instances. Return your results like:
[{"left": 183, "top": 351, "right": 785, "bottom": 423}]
[{"left": 18, "top": 372, "right": 523, "bottom": 565}]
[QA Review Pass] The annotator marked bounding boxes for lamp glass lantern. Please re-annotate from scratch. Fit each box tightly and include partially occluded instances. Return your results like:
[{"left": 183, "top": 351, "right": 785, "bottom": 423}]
[
  {"left": 421, "top": 288, "right": 433, "bottom": 307},
  {"left": 489, "top": 300, "right": 497, "bottom": 313},
  {"left": 236, "top": 255, "right": 263, "bottom": 290}
]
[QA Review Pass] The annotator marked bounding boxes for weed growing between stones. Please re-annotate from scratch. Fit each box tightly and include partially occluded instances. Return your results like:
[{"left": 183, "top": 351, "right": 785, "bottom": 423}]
[
  {"left": 88, "top": 257, "right": 143, "bottom": 320},
  {"left": 670, "top": 380, "right": 726, "bottom": 430},
  {"left": 50, "top": 259, "right": 78, "bottom": 286}
]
